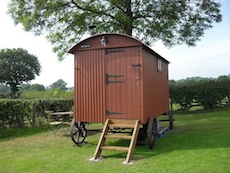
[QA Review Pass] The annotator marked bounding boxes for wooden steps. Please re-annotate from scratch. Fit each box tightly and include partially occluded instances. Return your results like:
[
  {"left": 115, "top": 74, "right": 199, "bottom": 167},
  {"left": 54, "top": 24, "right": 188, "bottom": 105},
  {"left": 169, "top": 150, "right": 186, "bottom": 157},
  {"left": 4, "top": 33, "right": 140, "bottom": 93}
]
[
  {"left": 108, "top": 124, "right": 135, "bottom": 128},
  {"left": 105, "top": 134, "right": 132, "bottom": 140},
  {"left": 101, "top": 146, "right": 129, "bottom": 152},
  {"left": 90, "top": 119, "right": 140, "bottom": 164}
]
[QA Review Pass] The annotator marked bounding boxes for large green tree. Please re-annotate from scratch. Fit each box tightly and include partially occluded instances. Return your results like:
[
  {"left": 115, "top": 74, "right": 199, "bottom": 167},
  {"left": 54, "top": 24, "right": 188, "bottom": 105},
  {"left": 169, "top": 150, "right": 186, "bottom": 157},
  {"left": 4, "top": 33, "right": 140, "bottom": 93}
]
[
  {"left": 0, "top": 48, "right": 41, "bottom": 98},
  {"left": 8, "top": 0, "right": 222, "bottom": 60}
]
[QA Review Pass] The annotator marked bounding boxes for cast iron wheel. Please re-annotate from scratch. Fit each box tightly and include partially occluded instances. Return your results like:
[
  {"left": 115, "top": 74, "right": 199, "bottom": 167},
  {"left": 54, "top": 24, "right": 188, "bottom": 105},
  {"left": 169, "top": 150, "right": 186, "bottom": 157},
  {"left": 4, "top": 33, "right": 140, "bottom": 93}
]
[
  {"left": 147, "top": 117, "right": 158, "bottom": 149},
  {"left": 71, "top": 122, "right": 88, "bottom": 146}
]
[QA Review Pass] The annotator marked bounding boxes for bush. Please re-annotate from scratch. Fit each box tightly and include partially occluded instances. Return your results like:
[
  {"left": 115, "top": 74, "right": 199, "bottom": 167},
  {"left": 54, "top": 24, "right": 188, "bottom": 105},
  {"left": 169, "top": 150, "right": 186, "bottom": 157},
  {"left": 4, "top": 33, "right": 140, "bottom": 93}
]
[
  {"left": 0, "top": 99, "right": 31, "bottom": 128},
  {"left": 0, "top": 98, "right": 73, "bottom": 129},
  {"left": 19, "top": 88, "right": 74, "bottom": 99},
  {"left": 170, "top": 76, "right": 230, "bottom": 110}
]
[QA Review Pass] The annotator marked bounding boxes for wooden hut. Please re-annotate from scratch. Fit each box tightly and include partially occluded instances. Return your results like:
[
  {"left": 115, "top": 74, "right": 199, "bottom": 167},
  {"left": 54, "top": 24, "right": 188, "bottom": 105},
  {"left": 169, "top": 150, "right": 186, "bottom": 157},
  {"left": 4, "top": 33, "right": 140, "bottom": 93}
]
[
  {"left": 69, "top": 33, "right": 171, "bottom": 164},
  {"left": 69, "top": 33, "right": 169, "bottom": 124}
]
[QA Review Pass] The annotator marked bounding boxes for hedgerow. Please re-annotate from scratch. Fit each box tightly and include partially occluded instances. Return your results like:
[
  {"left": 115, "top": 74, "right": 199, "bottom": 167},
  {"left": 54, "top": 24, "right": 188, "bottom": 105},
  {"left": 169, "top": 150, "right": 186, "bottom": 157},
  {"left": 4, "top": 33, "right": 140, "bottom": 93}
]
[
  {"left": 170, "top": 76, "right": 230, "bottom": 110},
  {"left": 0, "top": 98, "right": 73, "bottom": 129}
]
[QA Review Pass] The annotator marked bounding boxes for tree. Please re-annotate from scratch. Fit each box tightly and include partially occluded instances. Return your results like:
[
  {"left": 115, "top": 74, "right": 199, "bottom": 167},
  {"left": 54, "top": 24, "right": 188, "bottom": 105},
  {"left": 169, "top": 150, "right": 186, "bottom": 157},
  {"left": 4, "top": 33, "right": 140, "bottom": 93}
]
[
  {"left": 0, "top": 48, "right": 41, "bottom": 98},
  {"left": 8, "top": 0, "right": 222, "bottom": 60},
  {"left": 49, "top": 79, "right": 67, "bottom": 91},
  {"left": 216, "top": 75, "right": 230, "bottom": 107},
  {"left": 30, "top": 84, "right": 46, "bottom": 91},
  {"left": 19, "top": 84, "right": 31, "bottom": 92},
  {"left": 20, "top": 83, "right": 46, "bottom": 92}
]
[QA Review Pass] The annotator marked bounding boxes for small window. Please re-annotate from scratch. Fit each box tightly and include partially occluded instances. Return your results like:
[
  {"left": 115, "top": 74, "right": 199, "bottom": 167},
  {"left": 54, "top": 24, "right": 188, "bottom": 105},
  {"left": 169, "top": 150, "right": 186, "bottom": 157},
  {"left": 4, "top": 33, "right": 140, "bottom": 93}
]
[{"left": 157, "top": 59, "right": 162, "bottom": 72}]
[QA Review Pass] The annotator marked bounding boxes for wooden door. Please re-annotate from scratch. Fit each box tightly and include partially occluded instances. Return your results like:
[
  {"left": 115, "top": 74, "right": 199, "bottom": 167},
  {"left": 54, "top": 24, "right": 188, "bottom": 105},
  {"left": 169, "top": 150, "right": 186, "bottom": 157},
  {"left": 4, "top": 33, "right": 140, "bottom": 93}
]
[{"left": 105, "top": 47, "right": 142, "bottom": 120}]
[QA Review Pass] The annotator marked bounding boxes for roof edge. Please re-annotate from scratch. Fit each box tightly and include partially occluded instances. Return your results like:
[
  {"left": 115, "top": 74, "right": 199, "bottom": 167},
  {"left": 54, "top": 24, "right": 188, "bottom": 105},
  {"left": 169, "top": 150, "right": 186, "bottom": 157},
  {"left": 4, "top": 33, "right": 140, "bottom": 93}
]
[{"left": 68, "top": 32, "right": 170, "bottom": 63}]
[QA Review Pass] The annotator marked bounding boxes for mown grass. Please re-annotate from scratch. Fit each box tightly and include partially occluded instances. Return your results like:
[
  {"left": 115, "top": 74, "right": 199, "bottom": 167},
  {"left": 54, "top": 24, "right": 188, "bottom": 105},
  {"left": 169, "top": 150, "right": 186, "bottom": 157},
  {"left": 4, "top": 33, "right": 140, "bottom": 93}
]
[
  {"left": 0, "top": 126, "right": 48, "bottom": 140},
  {"left": 0, "top": 108, "right": 229, "bottom": 173}
]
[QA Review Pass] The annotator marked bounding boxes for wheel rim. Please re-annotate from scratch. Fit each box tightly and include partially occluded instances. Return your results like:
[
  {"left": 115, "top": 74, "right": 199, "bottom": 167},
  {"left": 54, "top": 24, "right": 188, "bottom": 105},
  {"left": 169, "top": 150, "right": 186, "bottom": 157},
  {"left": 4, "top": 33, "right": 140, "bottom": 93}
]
[
  {"left": 71, "top": 122, "right": 88, "bottom": 146},
  {"left": 147, "top": 117, "right": 158, "bottom": 149},
  {"left": 169, "top": 111, "right": 174, "bottom": 129}
]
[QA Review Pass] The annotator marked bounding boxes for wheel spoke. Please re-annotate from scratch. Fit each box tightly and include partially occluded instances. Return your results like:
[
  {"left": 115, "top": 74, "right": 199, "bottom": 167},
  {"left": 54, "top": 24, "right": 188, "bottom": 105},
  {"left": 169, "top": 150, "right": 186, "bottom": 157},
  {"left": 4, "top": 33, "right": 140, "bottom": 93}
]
[{"left": 71, "top": 122, "right": 88, "bottom": 146}]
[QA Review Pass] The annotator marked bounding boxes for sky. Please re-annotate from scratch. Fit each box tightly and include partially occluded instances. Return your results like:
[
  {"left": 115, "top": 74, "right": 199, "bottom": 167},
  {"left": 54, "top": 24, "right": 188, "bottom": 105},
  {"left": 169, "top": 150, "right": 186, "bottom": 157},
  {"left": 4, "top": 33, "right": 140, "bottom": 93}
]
[{"left": 0, "top": 0, "right": 230, "bottom": 87}]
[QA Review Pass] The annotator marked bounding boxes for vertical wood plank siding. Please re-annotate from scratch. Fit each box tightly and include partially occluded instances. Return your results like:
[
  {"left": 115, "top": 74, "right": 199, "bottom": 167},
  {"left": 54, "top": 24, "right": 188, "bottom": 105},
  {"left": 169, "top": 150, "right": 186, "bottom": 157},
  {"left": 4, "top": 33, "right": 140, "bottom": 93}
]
[
  {"left": 74, "top": 49, "right": 106, "bottom": 122},
  {"left": 106, "top": 47, "right": 142, "bottom": 121},
  {"left": 70, "top": 33, "right": 169, "bottom": 124},
  {"left": 142, "top": 50, "right": 169, "bottom": 124}
]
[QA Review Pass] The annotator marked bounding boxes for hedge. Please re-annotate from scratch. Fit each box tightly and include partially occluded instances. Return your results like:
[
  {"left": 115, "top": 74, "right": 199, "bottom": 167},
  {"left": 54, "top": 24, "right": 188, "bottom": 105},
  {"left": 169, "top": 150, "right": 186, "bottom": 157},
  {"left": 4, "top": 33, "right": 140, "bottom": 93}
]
[
  {"left": 170, "top": 79, "right": 230, "bottom": 110},
  {"left": 0, "top": 98, "right": 73, "bottom": 129}
]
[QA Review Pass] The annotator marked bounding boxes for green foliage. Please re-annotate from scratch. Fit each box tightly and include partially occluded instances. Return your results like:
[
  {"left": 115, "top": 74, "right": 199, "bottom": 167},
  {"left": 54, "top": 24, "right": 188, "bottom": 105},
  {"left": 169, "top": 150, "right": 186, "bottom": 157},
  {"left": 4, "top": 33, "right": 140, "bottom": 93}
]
[
  {"left": 170, "top": 85, "right": 195, "bottom": 110},
  {"left": 20, "top": 83, "right": 45, "bottom": 92},
  {"left": 0, "top": 99, "right": 31, "bottom": 128},
  {"left": 8, "top": 0, "right": 222, "bottom": 60},
  {"left": 49, "top": 79, "right": 67, "bottom": 91},
  {"left": 170, "top": 75, "right": 230, "bottom": 110},
  {"left": 0, "top": 48, "right": 41, "bottom": 98},
  {"left": 19, "top": 84, "right": 31, "bottom": 91},
  {"left": 20, "top": 89, "right": 73, "bottom": 99},
  {"left": 0, "top": 98, "right": 73, "bottom": 129}
]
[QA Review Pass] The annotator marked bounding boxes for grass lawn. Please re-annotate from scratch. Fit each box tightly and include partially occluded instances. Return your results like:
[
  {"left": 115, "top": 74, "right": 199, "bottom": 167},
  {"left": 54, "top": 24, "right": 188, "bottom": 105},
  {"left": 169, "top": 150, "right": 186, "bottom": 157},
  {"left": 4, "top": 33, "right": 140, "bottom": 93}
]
[{"left": 0, "top": 108, "right": 229, "bottom": 173}]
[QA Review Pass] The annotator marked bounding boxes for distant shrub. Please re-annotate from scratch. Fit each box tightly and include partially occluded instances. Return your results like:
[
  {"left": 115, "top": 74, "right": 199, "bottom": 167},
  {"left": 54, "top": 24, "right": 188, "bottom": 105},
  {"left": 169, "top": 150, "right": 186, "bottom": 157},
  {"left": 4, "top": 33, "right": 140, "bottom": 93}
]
[
  {"left": 0, "top": 98, "right": 73, "bottom": 129},
  {"left": 19, "top": 89, "right": 74, "bottom": 99},
  {"left": 170, "top": 76, "right": 230, "bottom": 110}
]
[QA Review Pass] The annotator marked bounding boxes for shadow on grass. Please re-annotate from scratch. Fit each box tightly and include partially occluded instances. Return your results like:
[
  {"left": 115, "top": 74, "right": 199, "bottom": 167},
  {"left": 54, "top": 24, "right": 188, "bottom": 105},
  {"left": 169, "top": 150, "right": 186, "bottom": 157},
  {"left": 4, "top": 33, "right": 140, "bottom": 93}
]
[
  {"left": 138, "top": 123, "right": 229, "bottom": 160},
  {"left": 91, "top": 124, "right": 230, "bottom": 162},
  {"left": 0, "top": 123, "right": 103, "bottom": 142},
  {"left": 172, "top": 107, "right": 230, "bottom": 115},
  {"left": 2, "top": 108, "right": 229, "bottom": 163},
  {"left": 82, "top": 108, "right": 230, "bottom": 161},
  {"left": 0, "top": 126, "right": 48, "bottom": 141}
]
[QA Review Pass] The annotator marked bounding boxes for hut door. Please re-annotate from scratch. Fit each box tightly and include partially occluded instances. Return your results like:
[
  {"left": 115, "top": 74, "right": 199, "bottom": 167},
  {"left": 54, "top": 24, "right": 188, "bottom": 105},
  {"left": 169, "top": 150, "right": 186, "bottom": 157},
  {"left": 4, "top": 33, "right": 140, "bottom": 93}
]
[{"left": 105, "top": 47, "right": 141, "bottom": 120}]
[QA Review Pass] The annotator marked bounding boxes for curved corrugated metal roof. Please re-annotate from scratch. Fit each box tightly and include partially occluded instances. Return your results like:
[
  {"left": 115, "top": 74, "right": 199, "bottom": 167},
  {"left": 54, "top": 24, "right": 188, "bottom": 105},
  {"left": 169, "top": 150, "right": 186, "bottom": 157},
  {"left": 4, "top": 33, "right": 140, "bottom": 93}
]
[{"left": 68, "top": 33, "right": 169, "bottom": 63}]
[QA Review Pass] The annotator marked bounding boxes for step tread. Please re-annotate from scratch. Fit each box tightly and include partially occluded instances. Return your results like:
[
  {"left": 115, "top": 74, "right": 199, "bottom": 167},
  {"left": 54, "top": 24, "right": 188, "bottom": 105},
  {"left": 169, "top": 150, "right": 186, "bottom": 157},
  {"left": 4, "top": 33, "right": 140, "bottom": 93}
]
[
  {"left": 108, "top": 124, "right": 135, "bottom": 128},
  {"left": 101, "top": 146, "right": 129, "bottom": 152},
  {"left": 108, "top": 119, "right": 138, "bottom": 128},
  {"left": 105, "top": 134, "right": 132, "bottom": 140}
]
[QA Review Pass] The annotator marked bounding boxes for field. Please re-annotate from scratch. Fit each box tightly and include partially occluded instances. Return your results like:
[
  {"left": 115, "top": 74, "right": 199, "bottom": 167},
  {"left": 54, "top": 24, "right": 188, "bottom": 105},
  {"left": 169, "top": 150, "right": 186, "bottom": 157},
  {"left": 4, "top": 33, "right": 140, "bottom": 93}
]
[{"left": 0, "top": 108, "right": 229, "bottom": 173}]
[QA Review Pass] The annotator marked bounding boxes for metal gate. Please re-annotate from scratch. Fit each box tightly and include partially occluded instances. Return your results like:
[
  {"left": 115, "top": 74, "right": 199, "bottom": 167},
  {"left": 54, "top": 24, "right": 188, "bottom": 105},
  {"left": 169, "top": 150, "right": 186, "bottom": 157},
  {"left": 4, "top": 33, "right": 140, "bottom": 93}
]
[{"left": 105, "top": 47, "right": 142, "bottom": 120}]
